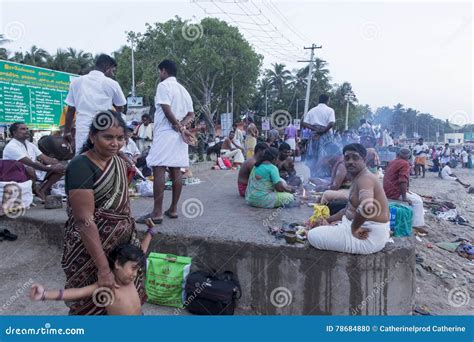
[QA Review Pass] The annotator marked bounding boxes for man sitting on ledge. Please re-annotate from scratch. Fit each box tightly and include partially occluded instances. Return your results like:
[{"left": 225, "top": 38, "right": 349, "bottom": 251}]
[{"left": 308, "top": 143, "right": 390, "bottom": 255}]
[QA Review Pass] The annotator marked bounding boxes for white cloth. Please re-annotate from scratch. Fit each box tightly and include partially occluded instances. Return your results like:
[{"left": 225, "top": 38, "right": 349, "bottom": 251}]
[
  {"left": 0, "top": 180, "right": 33, "bottom": 214},
  {"left": 2, "top": 138, "right": 45, "bottom": 180},
  {"left": 221, "top": 149, "right": 245, "bottom": 164},
  {"left": 308, "top": 215, "right": 390, "bottom": 255},
  {"left": 121, "top": 139, "right": 140, "bottom": 158},
  {"left": 136, "top": 123, "right": 154, "bottom": 140},
  {"left": 413, "top": 144, "right": 428, "bottom": 158},
  {"left": 65, "top": 70, "right": 127, "bottom": 153},
  {"left": 461, "top": 150, "right": 468, "bottom": 163},
  {"left": 285, "top": 138, "right": 296, "bottom": 150},
  {"left": 399, "top": 191, "right": 425, "bottom": 227},
  {"left": 147, "top": 77, "right": 193, "bottom": 168},
  {"left": 441, "top": 165, "right": 456, "bottom": 180},
  {"left": 304, "top": 103, "right": 336, "bottom": 130},
  {"left": 234, "top": 128, "right": 244, "bottom": 147}
]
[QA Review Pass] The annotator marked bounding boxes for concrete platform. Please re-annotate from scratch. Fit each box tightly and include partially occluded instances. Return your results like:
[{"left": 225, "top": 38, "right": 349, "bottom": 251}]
[{"left": 0, "top": 162, "right": 415, "bottom": 315}]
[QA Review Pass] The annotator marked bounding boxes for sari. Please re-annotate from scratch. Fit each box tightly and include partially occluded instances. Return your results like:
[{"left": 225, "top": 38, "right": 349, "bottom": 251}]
[{"left": 61, "top": 155, "right": 146, "bottom": 315}]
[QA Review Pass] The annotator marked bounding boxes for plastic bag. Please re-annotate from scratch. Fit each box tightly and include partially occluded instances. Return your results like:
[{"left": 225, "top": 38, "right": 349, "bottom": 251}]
[
  {"left": 136, "top": 180, "right": 154, "bottom": 197},
  {"left": 146, "top": 253, "right": 192, "bottom": 308}
]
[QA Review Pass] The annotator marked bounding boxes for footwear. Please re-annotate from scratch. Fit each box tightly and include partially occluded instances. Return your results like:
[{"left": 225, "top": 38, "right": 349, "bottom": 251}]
[
  {"left": 164, "top": 210, "right": 178, "bottom": 219},
  {"left": 1, "top": 229, "right": 18, "bottom": 241},
  {"left": 135, "top": 214, "right": 163, "bottom": 225}
]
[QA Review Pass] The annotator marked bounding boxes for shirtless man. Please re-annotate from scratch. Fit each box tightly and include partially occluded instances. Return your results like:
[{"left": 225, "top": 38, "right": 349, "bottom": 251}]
[
  {"left": 308, "top": 143, "right": 390, "bottom": 255},
  {"left": 320, "top": 155, "right": 352, "bottom": 204},
  {"left": 221, "top": 131, "right": 245, "bottom": 167},
  {"left": 237, "top": 142, "right": 268, "bottom": 196},
  {"left": 276, "top": 142, "right": 301, "bottom": 186}
]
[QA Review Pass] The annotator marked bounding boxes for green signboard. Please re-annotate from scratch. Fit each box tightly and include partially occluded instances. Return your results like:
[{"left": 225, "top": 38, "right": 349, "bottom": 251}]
[{"left": 0, "top": 60, "right": 77, "bottom": 129}]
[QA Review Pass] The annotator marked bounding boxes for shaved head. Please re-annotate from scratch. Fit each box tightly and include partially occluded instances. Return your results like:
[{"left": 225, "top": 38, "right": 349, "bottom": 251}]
[{"left": 398, "top": 148, "right": 411, "bottom": 160}]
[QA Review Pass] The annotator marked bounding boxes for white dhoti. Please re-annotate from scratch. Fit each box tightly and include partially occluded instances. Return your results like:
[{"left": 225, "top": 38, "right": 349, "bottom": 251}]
[
  {"left": 285, "top": 138, "right": 296, "bottom": 150},
  {"left": 146, "top": 129, "right": 189, "bottom": 168},
  {"left": 399, "top": 191, "right": 425, "bottom": 227},
  {"left": 308, "top": 216, "right": 390, "bottom": 255},
  {"left": 221, "top": 149, "right": 245, "bottom": 164},
  {"left": 74, "top": 128, "right": 90, "bottom": 155}
]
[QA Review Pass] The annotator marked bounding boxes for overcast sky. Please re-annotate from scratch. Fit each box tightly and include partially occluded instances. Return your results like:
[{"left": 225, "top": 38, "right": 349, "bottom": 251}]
[{"left": 1, "top": 0, "right": 472, "bottom": 123}]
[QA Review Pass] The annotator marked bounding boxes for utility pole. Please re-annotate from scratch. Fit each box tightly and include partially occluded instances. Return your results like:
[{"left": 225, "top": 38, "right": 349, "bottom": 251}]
[
  {"left": 298, "top": 44, "right": 322, "bottom": 120},
  {"left": 231, "top": 77, "right": 234, "bottom": 117},
  {"left": 130, "top": 38, "right": 136, "bottom": 97}
]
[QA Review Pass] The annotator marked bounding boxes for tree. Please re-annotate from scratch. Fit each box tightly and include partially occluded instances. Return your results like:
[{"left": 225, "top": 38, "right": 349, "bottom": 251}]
[
  {"left": 265, "top": 63, "right": 291, "bottom": 102},
  {"left": 23, "top": 45, "right": 49, "bottom": 67},
  {"left": 115, "top": 17, "right": 262, "bottom": 134}
]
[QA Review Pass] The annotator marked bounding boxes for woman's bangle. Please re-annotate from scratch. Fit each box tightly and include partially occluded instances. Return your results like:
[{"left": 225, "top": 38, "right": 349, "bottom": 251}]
[
  {"left": 41, "top": 289, "right": 47, "bottom": 301},
  {"left": 56, "top": 289, "right": 64, "bottom": 301},
  {"left": 147, "top": 228, "right": 158, "bottom": 236}
]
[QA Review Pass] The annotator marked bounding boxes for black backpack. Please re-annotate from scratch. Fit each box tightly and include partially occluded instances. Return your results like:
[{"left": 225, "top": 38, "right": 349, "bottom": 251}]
[{"left": 184, "top": 271, "right": 241, "bottom": 315}]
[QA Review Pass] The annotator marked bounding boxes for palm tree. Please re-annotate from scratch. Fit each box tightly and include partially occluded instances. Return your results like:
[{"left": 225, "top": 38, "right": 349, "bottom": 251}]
[
  {"left": 10, "top": 51, "right": 24, "bottom": 63},
  {"left": 44, "top": 48, "right": 70, "bottom": 71},
  {"left": 23, "top": 45, "right": 50, "bottom": 67},
  {"left": 265, "top": 63, "right": 292, "bottom": 101},
  {"left": 66, "top": 48, "right": 93, "bottom": 74}
]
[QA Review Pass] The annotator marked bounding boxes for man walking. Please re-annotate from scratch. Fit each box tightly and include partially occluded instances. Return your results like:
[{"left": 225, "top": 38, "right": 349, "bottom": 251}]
[
  {"left": 63, "top": 54, "right": 127, "bottom": 154},
  {"left": 137, "top": 60, "right": 194, "bottom": 224}
]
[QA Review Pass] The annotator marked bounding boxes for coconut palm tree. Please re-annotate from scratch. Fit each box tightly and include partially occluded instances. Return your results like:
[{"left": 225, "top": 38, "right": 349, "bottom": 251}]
[
  {"left": 67, "top": 48, "right": 93, "bottom": 74},
  {"left": 23, "top": 45, "right": 50, "bottom": 67},
  {"left": 46, "top": 48, "right": 70, "bottom": 71},
  {"left": 265, "top": 63, "right": 292, "bottom": 101}
]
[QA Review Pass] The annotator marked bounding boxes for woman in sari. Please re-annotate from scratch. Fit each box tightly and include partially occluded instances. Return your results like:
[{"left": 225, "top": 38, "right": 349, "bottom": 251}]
[
  {"left": 245, "top": 147, "right": 295, "bottom": 209},
  {"left": 61, "top": 110, "right": 145, "bottom": 315}
]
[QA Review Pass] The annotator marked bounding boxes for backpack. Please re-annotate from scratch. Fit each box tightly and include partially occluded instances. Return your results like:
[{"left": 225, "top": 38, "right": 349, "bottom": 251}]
[{"left": 184, "top": 271, "right": 241, "bottom": 315}]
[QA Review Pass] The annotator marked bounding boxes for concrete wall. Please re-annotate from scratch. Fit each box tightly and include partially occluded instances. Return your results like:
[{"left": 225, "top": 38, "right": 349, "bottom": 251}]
[
  {"left": 7, "top": 217, "right": 415, "bottom": 316},
  {"left": 152, "top": 235, "right": 415, "bottom": 315}
]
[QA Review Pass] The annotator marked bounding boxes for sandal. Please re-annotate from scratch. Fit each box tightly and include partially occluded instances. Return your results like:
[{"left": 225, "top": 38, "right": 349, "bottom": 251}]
[
  {"left": 164, "top": 210, "right": 178, "bottom": 219},
  {"left": 1, "top": 229, "right": 18, "bottom": 241},
  {"left": 135, "top": 214, "right": 163, "bottom": 225}
]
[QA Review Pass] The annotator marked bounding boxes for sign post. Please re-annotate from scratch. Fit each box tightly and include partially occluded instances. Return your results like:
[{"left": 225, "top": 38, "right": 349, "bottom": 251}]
[{"left": 0, "top": 60, "right": 77, "bottom": 129}]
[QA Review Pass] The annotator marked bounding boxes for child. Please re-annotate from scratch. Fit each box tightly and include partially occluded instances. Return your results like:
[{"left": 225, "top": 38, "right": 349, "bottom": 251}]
[{"left": 29, "top": 219, "right": 157, "bottom": 315}]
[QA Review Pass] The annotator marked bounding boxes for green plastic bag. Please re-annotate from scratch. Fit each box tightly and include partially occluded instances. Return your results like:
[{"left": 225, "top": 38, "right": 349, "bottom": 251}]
[{"left": 145, "top": 252, "right": 192, "bottom": 308}]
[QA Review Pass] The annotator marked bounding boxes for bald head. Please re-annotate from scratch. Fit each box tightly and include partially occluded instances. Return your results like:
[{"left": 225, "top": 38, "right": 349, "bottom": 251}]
[{"left": 398, "top": 148, "right": 411, "bottom": 160}]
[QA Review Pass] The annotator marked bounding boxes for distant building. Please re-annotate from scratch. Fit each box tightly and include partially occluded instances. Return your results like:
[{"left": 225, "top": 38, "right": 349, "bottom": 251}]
[{"left": 444, "top": 133, "right": 464, "bottom": 145}]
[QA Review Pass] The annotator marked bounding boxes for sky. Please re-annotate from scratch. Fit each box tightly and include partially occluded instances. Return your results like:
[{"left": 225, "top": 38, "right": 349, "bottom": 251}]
[{"left": 0, "top": 0, "right": 472, "bottom": 123}]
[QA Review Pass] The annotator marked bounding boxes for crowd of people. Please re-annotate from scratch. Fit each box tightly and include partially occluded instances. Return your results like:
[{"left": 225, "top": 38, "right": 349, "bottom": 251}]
[{"left": 0, "top": 52, "right": 471, "bottom": 315}]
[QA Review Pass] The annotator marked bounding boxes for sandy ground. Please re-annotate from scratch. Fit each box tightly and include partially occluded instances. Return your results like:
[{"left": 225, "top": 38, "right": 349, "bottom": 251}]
[{"left": 407, "top": 167, "right": 474, "bottom": 315}]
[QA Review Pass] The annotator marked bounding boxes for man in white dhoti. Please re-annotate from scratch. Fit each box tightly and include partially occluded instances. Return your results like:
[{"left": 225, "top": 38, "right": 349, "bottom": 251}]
[
  {"left": 137, "top": 60, "right": 194, "bottom": 224},
  {"left": 63, "top": 54, "right": 127, "bottom": 154},
  {"left": 308, "top": 144, "right": 390, "bottom": 255}
]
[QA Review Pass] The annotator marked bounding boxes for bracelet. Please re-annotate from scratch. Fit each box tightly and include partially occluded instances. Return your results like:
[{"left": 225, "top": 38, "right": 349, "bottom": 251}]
[
  {"left": 56, "top": 289, "right": 64, "bottom": 301},
  {"left": 147, "top": 227, "right": 158, "bottom": 236},
  {"left": 41, "top": 289, "right": 46, "bottom": 301}
]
